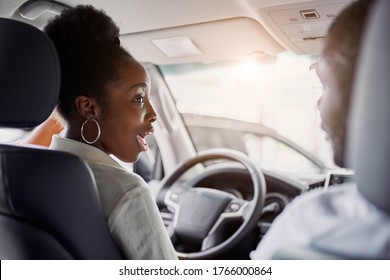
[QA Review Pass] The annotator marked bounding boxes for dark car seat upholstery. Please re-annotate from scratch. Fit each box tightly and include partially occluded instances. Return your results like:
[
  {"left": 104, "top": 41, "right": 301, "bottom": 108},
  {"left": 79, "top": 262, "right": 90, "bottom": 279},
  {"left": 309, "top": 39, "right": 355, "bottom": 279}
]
[
  {"left": 0, "top": 18, "right": 124, "bottom": 259},
  {"left": 273, "top": 0, "right": 390, "bottom": 259}
]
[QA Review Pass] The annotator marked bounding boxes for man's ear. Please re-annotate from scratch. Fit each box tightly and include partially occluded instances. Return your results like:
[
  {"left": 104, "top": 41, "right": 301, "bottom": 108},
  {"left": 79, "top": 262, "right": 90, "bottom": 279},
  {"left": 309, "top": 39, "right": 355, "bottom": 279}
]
[{"left": 75, "top": 96, "right": 102, "bottom": 119}]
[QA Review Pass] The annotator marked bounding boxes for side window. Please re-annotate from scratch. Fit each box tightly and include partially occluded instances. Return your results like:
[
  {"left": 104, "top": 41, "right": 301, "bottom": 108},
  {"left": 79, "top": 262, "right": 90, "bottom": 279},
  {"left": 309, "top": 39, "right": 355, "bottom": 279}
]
[{"left": 243, "top": 134, "right": 322, "bottom": 175}]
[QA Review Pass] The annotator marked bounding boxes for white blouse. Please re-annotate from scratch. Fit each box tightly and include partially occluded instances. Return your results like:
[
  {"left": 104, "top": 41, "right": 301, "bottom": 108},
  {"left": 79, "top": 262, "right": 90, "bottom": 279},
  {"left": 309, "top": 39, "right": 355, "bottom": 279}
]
[{"left": 50, "top": 135, "right": 177, "bottom": 260}]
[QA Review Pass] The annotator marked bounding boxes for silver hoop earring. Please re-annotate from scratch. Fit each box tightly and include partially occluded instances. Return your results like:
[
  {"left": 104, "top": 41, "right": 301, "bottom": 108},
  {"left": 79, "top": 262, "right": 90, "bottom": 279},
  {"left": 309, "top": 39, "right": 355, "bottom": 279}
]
[{"left": 81, "top": 119, "right": 101, "bottom": 144}]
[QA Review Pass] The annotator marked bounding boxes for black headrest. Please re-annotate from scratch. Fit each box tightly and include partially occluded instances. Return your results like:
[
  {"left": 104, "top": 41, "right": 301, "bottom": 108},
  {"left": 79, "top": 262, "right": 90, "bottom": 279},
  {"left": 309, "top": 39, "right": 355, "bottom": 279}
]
[
  {"left": 347, "top": 0, "right": 390, "bottom": 213},
  {"left": 0, "top": 18, "right": 60, "bottom": 128}
]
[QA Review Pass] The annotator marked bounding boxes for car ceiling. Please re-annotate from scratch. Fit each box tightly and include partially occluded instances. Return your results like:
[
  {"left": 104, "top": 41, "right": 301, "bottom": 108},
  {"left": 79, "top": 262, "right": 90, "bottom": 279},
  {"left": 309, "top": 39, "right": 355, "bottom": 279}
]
[{"left": 0, "top": 0, "right": 351, "bottom": 64}]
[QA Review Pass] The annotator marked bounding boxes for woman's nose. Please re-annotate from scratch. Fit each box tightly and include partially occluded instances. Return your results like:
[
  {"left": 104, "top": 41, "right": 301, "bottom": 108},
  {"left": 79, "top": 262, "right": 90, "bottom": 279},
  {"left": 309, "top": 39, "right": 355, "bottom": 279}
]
[{"left": 145, "top": 99, "right": 157, "bottom": 123}]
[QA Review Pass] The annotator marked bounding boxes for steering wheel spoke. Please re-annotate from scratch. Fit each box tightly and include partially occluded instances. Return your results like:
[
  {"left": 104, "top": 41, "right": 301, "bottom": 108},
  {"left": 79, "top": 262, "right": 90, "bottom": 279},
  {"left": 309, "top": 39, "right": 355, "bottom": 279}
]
[{"left": 201, "top": 227, "right": 225, "bottom": 251}]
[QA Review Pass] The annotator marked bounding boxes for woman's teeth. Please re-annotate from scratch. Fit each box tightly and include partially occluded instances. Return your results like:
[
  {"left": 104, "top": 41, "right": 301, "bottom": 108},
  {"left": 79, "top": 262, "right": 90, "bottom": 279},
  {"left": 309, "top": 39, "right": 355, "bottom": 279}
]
[{"left": 137, "top": 133, "right": 149, "bottom": 151}]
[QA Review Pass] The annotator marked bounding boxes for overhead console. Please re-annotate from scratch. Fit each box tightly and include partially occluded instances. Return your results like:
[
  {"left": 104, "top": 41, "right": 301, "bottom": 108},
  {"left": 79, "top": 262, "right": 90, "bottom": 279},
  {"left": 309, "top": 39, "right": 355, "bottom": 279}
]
[{"left": 258, "top": 0, "right": 350, "bottom": 54}]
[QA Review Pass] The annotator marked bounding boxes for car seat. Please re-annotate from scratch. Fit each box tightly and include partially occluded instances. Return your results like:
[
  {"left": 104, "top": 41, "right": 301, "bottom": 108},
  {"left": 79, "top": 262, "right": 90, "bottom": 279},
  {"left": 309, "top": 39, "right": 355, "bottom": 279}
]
[
  {"left": 347, "top": 0, "right": 390, "bottom": 216},
  {"left": 0, "top": 18, "right": 124, "bottom": 259},
  {"left": 272, "top": 0, "right": 390, "bottom": 259}
]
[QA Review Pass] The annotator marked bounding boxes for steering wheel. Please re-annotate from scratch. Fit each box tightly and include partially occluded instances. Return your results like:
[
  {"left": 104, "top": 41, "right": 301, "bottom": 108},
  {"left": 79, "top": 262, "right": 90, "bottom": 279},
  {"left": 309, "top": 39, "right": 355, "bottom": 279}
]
[{"left": 156, "top": 148, "right": 266, "bottom": 259}]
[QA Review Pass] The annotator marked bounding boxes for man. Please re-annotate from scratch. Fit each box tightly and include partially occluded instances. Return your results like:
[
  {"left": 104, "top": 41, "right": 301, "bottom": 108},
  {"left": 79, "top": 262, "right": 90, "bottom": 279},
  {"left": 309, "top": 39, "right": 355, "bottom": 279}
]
[{"left": 250, "top": 0, "right": 390, "bottom": 259}]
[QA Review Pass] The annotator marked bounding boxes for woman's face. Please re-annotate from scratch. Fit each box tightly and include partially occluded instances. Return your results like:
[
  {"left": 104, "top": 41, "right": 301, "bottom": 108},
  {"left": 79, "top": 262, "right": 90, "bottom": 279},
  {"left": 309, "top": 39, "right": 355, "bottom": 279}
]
[{"left": 97, "top": 58, "right": 157, "bottom": 163}]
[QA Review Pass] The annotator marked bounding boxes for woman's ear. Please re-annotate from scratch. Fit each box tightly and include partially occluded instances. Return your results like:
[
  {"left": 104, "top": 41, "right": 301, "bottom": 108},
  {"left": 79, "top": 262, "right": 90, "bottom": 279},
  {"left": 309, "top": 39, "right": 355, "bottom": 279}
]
[{"left": 75, "top": 96, "right": 102, "bottom": 119}]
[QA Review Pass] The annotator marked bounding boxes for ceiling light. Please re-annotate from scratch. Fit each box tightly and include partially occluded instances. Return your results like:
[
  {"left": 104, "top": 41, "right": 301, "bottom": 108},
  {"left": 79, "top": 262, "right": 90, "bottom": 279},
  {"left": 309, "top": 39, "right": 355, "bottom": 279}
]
[{"left": 152, "top": 36, "right": 203, "bottom": 58}]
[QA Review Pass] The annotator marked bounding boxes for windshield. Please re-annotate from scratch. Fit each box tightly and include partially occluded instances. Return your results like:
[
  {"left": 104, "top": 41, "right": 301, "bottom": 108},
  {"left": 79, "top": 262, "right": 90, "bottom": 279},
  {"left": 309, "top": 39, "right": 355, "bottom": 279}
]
[{"left": 159, "top": 52, "right": 334, "bottom": 177}]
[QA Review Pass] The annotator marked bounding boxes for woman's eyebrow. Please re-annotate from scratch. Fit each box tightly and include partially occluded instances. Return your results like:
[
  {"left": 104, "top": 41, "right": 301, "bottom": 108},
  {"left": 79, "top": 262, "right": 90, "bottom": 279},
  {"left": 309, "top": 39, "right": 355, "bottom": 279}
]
[{"left": 129, "top": 82, "right": 149, "bottom": 91}]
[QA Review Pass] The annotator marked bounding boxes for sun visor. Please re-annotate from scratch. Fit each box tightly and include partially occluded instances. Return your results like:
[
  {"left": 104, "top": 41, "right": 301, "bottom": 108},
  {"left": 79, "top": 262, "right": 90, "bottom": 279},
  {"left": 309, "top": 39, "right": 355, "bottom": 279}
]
[{"left": 120, "top": 17, "right": 284, "bottom": 64}]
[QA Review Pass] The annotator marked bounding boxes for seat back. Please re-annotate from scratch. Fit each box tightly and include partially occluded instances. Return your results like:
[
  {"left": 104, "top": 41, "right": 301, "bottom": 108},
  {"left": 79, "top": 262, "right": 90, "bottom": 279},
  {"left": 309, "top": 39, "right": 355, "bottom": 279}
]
[
  {"left": 346, "top": 0, "right": 390, "bottom": 214},
  {"left": 0, "top": 18, "right": 123, "bottom": 259}
]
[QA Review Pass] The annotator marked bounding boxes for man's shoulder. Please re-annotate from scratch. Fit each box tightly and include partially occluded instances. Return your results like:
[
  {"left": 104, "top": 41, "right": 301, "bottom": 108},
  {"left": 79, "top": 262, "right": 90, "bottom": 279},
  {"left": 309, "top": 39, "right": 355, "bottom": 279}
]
[
  {"left": 283, "top": 183, "right": 357, "bottom": 217},
  {"left": 286, "top": 182, "right": 381, "bottom": 220},
  {"left": 294, "top": 182, "right": 356, "bottom": 203}
]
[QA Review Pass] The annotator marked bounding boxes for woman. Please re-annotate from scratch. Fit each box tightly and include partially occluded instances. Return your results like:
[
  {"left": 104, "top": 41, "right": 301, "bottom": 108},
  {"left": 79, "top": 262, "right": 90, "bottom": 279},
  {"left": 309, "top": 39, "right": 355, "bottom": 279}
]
[{"left": 45, "top": 5, "right": 177, "bottom": 260}]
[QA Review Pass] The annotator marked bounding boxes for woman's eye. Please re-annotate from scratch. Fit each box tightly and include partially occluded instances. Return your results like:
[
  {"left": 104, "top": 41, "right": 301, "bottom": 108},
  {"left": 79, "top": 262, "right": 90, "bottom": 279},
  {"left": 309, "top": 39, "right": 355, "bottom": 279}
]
[{"left": 133, "top": 96, "right": 144, "bottom": 103}]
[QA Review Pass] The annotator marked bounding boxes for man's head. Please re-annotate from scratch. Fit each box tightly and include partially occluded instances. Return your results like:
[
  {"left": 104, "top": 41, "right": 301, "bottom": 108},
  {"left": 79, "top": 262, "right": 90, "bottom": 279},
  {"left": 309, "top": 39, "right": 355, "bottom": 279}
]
[{"left": 317, "top": 0, "right": 374, "bottom": 167}]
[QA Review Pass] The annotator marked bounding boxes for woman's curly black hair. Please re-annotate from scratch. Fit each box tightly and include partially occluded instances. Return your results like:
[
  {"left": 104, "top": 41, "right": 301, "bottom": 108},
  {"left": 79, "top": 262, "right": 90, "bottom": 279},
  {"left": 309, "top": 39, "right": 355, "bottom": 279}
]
[{"left": 44, "top": 5, "right": 132, "bottom": 121}]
